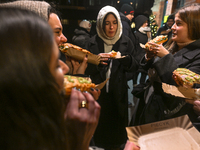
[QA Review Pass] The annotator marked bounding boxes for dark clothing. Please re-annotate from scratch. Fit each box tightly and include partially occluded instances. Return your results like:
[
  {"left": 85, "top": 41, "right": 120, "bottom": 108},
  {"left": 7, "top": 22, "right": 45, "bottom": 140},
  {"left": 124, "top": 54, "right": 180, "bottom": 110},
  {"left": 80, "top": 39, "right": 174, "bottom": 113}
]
[
  {"left": 156, "top": 24, "right": 172, "bottom": 45},
  {"left": 72, "top": 27, "right": 91, "bottom": 48},
  {"left": 119, "top": 12, "right": 136, "bottom": 47},
  {"left": 134, "top": 15, "right": 150, "bottom": 83},
  {"left": 85, "top": 34, "right": 138, "bottom": 148},
  {"left": 130, "top": 39, "right": 200, "bottom": 129},
  {"left": 134, "top": 31, "right": 147, "bottom": 64},
  {"left": 119, "top": 12, "right": 137, "bottom": 81},
  {"left": 134, "top": 31, "right": 148, "bottom": 84}
]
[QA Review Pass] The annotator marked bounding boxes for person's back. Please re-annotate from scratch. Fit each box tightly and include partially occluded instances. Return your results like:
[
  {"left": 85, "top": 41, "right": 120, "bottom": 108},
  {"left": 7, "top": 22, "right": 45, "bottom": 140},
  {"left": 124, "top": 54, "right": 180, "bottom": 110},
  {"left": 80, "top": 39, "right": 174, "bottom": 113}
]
[{"left": 72, "top": 19, "right": 91, "bottom": 48}]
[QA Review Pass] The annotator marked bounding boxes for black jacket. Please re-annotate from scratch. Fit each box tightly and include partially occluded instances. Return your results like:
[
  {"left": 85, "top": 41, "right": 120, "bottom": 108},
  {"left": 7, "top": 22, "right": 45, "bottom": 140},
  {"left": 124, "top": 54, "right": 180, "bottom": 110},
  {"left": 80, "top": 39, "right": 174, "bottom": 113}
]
[
  {"left": 72, "top": 27, "right": 91, "bottom": 48},
  {"left": 131, "top": 39, "right": 200, "bottom": 131},
  {"left": 119, "top": 12, "right": 136, "bottom": 47},
  {"left": 134, "top": 31, "right": 148, "bottom": 67},
  {"left": 85, "top": 34, "right": 138, "bottom": 147}
]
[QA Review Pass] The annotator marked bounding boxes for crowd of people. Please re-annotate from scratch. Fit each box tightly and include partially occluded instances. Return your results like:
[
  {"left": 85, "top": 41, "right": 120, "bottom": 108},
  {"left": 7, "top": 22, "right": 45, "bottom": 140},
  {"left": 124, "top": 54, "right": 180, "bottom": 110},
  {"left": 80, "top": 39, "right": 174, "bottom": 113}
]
[{"left": 0, "top": 1, "right": 200, "bottom": 150}]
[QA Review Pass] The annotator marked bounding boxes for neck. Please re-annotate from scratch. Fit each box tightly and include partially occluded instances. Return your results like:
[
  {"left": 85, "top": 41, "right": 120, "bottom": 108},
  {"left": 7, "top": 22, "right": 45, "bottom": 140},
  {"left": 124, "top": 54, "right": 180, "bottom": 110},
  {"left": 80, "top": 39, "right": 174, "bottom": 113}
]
[{"left": 176, "top": 40, "right": 196, "bottom": 50}]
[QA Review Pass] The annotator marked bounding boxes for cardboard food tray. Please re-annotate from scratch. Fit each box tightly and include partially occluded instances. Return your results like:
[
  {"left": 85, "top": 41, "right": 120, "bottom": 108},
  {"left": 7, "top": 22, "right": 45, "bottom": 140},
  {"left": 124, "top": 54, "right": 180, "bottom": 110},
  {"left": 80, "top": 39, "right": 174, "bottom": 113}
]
[
  {"left": 162, "top": 83, "right": 200, "bottom": 100},
  {"left": 126, "top": 115, "right": 200, "bottom": 150},
  {"left": 63, "top": 48, "right": 101, "bottom": 65}
]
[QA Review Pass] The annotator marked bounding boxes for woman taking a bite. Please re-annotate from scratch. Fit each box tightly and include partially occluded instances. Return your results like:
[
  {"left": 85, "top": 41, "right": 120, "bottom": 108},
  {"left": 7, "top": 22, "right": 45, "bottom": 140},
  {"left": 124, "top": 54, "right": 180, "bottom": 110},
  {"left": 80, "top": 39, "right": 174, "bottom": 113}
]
[{"left": 85, "top": 5, "right": 138, "bottom": 150}]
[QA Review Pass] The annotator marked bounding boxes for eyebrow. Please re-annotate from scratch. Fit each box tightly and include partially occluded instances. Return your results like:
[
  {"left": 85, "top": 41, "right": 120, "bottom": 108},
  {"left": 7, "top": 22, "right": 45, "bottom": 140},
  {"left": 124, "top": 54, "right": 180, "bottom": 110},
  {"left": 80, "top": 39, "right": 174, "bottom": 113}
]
[{"left": 54, "top": 27, "right": 62, "bottom": 31}]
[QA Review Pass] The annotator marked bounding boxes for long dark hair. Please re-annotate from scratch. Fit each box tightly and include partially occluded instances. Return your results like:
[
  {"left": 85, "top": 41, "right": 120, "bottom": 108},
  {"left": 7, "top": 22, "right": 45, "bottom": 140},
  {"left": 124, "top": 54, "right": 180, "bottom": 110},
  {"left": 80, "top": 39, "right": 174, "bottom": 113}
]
[{"left": 0, "top": 8, "right": 67, "bottom": 150}]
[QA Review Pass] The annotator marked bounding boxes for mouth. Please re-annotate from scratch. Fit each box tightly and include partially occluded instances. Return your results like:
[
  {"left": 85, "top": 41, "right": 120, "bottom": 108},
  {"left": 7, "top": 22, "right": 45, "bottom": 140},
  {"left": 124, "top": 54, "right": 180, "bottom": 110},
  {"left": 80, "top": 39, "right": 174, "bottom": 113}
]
[{"left": 172, "top": 32, "right": 176, "bottom": 37}]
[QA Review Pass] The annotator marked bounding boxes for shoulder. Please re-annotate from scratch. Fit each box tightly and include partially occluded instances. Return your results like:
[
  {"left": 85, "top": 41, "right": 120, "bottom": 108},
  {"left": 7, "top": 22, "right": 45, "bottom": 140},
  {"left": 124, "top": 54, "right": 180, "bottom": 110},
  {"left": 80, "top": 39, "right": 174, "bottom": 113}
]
[{"left": 119, "top": 35, "right": 134, "bottom": 46}]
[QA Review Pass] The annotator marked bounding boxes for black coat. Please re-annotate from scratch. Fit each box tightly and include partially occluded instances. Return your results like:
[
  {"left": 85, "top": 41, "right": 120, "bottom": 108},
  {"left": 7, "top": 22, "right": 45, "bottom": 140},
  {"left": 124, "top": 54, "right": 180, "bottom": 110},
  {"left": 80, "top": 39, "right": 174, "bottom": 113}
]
[
  {"left": 134, "top": 31, "right": 148, "bottom": 73},
  {"left": 85, "top": 34, "right": 138, "bottom": 147},
  {"left": 119, "top": 12, "right": 136, "bottom": 47},
  {"left": 72, "top": 27, "right": 91, "bottom": 48},
  {"left": 131, "top": 39, "right": 200, "bottom": 131}
]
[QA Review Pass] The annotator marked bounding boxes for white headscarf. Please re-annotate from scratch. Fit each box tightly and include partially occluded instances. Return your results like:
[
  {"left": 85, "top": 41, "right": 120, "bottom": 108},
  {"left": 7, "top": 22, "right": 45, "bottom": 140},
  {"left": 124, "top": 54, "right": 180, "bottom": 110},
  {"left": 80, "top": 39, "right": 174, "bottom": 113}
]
[{"left": 96, "top": 5, "right": 122, "bottom": 45}]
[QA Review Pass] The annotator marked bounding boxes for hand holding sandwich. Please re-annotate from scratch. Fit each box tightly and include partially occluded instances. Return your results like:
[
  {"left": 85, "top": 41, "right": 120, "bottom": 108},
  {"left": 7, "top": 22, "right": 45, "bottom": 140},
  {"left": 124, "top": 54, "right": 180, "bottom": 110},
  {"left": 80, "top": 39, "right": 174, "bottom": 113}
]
[
  {"left": 147, "top": 42, "right": 169, "bottom": 58},
  {"left": 64, "top": 88, "right": 101, "bottom": 150},
  {"left": 98, "top": 53, "right": 112, "bottom": 65}
]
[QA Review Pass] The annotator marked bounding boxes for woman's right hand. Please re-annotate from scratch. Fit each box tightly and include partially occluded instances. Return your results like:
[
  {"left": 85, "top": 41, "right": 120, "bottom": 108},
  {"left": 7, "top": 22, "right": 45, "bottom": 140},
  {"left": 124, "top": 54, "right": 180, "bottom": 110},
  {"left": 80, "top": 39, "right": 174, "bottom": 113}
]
[{"left": 98, "top": 53, "right": 112, "bottom": 65}]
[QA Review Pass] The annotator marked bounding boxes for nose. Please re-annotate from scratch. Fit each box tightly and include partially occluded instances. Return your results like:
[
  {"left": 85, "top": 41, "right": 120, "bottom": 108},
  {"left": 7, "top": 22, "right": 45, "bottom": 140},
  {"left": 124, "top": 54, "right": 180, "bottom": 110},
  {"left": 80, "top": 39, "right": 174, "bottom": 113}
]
[
  {"left": 110, "top": 24, "right": 114, "bottom": 29},
  {"left": 171, "top": 23, "right": 175, "bottom": 30},
  {"left": 59, "top": 60, "right": 69, "bottom": 75},
  {"left": 61, "top": 33, "right": 67, "bottom": 43}
]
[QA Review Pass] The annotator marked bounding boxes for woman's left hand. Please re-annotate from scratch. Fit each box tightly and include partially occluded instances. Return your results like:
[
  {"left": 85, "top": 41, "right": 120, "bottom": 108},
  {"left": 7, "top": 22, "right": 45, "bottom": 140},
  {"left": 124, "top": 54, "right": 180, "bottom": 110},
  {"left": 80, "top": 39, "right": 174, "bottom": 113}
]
[
  {"left": 185, "top": 99, "right": 200, "bottom": 116},
  {"left": 148, "top": 42, "right": 169, "bottom": 58},
  {"left": 64, "top": 88, "right": 101, "bottom": 150},
  {"left": 71, "top": 55, "right": 88, "bottom": 74}
]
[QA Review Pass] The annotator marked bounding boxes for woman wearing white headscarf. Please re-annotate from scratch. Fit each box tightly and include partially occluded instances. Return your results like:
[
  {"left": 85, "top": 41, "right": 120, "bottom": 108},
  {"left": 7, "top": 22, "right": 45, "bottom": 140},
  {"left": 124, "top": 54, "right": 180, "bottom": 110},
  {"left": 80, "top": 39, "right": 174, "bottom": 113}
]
[{"left": 85, "top": 5, "right": 138, "bottom": 149}]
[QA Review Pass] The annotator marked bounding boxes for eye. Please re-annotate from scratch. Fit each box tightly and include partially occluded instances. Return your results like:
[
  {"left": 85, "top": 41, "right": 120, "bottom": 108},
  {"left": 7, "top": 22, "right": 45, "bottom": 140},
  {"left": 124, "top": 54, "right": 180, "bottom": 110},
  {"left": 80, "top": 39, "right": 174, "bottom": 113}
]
[
  {"left": 113, "top": 21, "right": 117, "bottom": 24},
  {"left": 105, "top": 22, "right": 110, "bottom": 25}
]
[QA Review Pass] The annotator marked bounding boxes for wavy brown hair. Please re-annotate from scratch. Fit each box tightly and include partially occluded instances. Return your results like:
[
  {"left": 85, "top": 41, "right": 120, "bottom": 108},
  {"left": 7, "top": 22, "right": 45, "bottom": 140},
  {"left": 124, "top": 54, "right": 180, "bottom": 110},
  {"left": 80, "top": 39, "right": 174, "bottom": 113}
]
[{"left": 0, "top": 7, "right": 67, "bottom": 150}]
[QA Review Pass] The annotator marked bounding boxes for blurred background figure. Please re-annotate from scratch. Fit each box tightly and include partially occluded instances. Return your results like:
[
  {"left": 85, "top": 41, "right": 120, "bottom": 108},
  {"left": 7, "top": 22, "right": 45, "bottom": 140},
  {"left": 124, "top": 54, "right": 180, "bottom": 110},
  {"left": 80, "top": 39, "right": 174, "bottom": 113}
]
[
  {"left": 119, "top": 3, "right": 137, "bottom": 117},
  {"left": 156, "top": 14, "right": 174, "bottom": 45},
  {"left": 119, "top": 3, "right": 136, "bottom": 46},
  {"left": 72, "top": 19, "right": 92, "bottom": 48},
  {"left": 134, "top": 15, "right": 151, "bottom": 85}
]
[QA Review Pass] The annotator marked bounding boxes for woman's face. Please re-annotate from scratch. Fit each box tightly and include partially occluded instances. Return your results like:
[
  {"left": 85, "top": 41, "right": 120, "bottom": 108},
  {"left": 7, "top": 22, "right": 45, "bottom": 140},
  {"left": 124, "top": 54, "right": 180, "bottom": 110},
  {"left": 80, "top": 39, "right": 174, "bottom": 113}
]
[
  {"left": 48, "top": 13, "right": 67, "bottom": 46},
  {"left": 171, "top": 13, "right": 192, "bottom": 43},
  {"left": 142, "top": 20, "right": 148, "bottom": 28},
  {"left": 104, "top": 13, "right": 118, "bottom": 37},
  {"left": 49, "top": 41, "right": 69, "bottom": 92}
]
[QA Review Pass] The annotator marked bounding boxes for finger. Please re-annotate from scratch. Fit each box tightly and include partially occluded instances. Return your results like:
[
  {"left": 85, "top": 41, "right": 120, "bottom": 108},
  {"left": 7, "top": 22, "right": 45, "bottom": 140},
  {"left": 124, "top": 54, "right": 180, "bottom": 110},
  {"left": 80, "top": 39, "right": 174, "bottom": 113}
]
[
  {"left": 76, "top": 92, "right": 89, "bottom": 122},
  {"left": 64, "top": 88, "right": 80, "bottom": 119},
  {"left": 99, "top": 53, "right": 111, "bottom": 58},
  {"left": 90, "top": 88, "right": 101, "bottom": 100},
  {"left": 81, "top": 55, "right": 88, "bottom": 66},
  {"left": 82, "top": 91, "right": 101, "bottom": 120},
  {"left": 100, "top": 62, "right": 108, "bottom": 65}
]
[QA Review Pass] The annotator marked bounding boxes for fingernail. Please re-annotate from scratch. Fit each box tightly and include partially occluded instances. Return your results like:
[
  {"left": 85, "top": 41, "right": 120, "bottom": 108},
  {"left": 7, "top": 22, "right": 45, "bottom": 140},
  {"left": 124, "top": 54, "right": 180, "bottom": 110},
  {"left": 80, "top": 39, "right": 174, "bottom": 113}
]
[
  {"left": 84, "top": 91, "right": 88, "bottom": 93},
  {"left": 86, "top": 54, "right": 88, "bottom": 58},
  {"left": 90, "top": 88, "right": 94, "bottom": 91},
  {"left": 95, "top": 88, "right": 99, "bottom": 91},
  {"left": 77, "top": 88, "right": 81, "bottom": 91}
]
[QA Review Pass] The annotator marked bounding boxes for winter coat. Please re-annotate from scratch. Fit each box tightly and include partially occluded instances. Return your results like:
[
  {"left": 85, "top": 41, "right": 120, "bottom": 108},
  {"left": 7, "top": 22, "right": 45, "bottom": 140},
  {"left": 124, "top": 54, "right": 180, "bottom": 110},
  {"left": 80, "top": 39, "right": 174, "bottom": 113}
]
[
  {"left": 119, "top": 12, "right": 138, "bottom": 80},
  {"left": 72, "top": 27, "right": 91, "bottom": 48},
  {"left": 134, "top": 15, "right": 150, "bottom": 73},
  {"left": 119, "top": 12, "right": 136, "bottom": 47},
  {"left": 85, "top": 34, "right": 137, "bottom": 147},
  {"left": 134, "top": 31, "right": 148, "bottom": 70},
  {"left": 85, "top": 6, "right": 138, "bottom": 148},
  {"left": 130, "top": 39, "right": 200, "bottom": 132}
]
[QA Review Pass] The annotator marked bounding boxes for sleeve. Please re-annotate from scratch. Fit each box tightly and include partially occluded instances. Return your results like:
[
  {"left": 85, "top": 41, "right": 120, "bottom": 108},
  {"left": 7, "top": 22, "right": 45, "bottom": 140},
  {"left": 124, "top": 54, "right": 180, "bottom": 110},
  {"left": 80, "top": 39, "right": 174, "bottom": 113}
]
[{"left": 153, "top": 53, "right": 200, "bottom": 85}]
